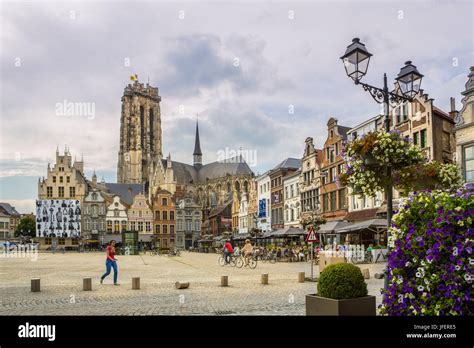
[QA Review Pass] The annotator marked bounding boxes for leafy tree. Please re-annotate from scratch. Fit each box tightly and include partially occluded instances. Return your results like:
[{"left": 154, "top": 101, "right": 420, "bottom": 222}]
[{"left": 14, "top": 216, "right": 36, "bottom": 238}]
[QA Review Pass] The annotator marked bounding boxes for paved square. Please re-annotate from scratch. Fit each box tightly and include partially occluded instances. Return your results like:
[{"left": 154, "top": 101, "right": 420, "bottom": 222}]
[{"left": 0, "top": 252, "right": 386, "bottom": 315}]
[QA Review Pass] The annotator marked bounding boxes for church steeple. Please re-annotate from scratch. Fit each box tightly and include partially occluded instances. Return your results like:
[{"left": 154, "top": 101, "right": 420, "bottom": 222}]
[{"left": 193, "top": 118, "right": 202, "bottom": 167}]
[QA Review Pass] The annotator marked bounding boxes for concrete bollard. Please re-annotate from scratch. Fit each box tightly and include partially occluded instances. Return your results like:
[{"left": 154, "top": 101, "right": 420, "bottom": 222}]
[
  {"left": 221, "top": 276, "right": 228, "bottom": 287},
  {"left": 261, "top": 273, "right": 269, "bottom": 285},
  {"left": 31, "top": 278, "right": 40, "bottom": 292},
  {"left": 83, "top": 277, "right": 92, "bottom": 291},
  {"left": 132, "top": 277, "right": 140, "bottom": 290},
  {"left": 298, "top": 272, "right": 305, "bottom": 283},
  {"left": 175, "top": 281, "right": 190, "bottom": 289},
  {"left": 362, "top": 268, "right": 370, "bottom": 279}
]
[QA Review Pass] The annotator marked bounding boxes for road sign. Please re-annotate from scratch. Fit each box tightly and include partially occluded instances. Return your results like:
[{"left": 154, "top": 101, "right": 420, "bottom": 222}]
[{"left": 306, "top": 227, "right": 318, "bottom": 243}]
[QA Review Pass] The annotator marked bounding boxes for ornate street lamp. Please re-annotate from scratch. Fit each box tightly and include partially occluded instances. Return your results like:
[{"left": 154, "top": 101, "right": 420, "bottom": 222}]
[
  {"left": 396, "top": 61, "right": 424, "bottom": 99},
  {"left": 340, "top": 38, "right": 372, "bottom": 84},
  {"left": 340, "top": 38, "right": 423, "bottom": 295}
]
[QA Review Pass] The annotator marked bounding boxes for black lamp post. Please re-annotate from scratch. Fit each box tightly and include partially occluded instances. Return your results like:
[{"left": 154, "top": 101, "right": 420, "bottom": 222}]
[{"left": 340, "top": 38, "right": 423, "bottom": 294}]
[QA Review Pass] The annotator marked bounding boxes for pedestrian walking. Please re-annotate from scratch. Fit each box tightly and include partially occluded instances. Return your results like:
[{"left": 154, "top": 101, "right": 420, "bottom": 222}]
[{"left": 100, "top": 240, "right": 119, "bottom": 285}]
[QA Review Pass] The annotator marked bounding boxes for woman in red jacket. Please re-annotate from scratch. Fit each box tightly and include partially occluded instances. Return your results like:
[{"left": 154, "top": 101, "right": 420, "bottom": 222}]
[{"left": 100, "top": 240, "right": 119, "bottom": 285}]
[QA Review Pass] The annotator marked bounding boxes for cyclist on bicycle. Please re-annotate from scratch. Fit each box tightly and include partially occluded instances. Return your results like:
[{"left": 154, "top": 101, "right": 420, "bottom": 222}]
[
  {"left": 241, "top": 239, "right": 253, "bottom": 267},
  {"left": 223, "top": 240, "right": 234, "bottom": 264}
]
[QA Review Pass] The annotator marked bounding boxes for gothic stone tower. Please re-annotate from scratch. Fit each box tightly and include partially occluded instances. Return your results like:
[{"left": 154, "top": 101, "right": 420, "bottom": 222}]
[{"left": 117, "top": 80, "right": 163, "bottom": 187}]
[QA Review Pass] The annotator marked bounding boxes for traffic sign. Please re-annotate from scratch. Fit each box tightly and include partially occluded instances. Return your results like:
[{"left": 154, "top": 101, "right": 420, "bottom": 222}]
[{"left": 306, "top": 227, "right": 318, "bottom": 243}]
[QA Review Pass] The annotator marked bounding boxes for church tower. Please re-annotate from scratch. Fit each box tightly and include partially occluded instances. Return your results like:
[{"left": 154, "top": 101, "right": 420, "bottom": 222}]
[
  {"left": 117, "top": 79, "right": 163, "bottom": 186},
  {"left": 193, "top": 119, "right": 203, "bottom": 168}
]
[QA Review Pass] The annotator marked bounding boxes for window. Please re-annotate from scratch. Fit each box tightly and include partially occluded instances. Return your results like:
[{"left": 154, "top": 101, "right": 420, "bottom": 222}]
[
  {"left": 67, "top": 176, "right": 70, "bottom": 183},
  {"left": 155, "top": 211, "right": 160, "bottom": 220},
  {"left": 170, "top": 211, "right": 174, "bottom": 220},
  {"left": 330, "top": 167, "right": 336, "bottom": 182},
  {"left": 47, "top": 187, "right": 53, "bottom": 198},
  {"left": 107, "top": 221, "right": 112, "bottom": 232},
  {"left": 58, "top": 187, "right": 64, "bottom": 198},
  {"left": 121, "top": 221, "right": 126, "bottom": 231},
  {"left": 420, "top": 129, "right": 427, "bottom": 148},
  {"left": 338, "top": 164, "right": 344, "bottom": 175},
  {"left": 137, "top": 221, "right": 143, "bottom": 231},
  {"left": 53, "top": 176, "right": 56, "bottom": 183},
  {"left": 464, "top": 144, "right": 474, "bottom": 183},
  {"left": 414, "top": 132, "right": 419, "bottom": 145},
  {"left": 177, "top": 220, "right": 183, "bottom": 230},
  {"left": 186, "top": 220, "right": 192, "bottom": 231},
  {"left": 60, "top": 176, "right": 63, "bottom": 183},
  {"left": 163, "top": 225, "right": 168, "bottom": 234},
  {"left": 338, "top": 189, "right": 346, "bottom": 209},
  {"left": 330, "top": 149, "right": 335, "bottom": 163},
  {"left": 170, "top": 225, "right": 174, "bottom": 235},
  {"left": 162, "top": 211, "right": 168, "bottom": 220},
  {"left": 45, "top": 238, "right": 52, "bottom": 245},
  {"left": 69, "top": 187, "right": 75, "bottom": 197},
  {"left": 58, "top": 238, "right": 65, "bottom": 245},
  {"left": 326, "top": 148, "right": 330, "bottom": 161},
  {"left": 114, "top": 209, "right": 119, "bottom": 217},
  {"left": 72, "top": 239, "right": 78, "bottom": 245},
  {"left": 323, "top": 193, "right": 329, "bottom": 212},
  {"left": 195, "top": 221, "right": 200, "bottom": 231},
  {"left": 335, "top": 143, "right": 339, "bottom": 155},
  {"left": 114, "top": 221, "right": 119, "bottom": 232},
  {"left": 402, "top": 102, "right": 409, "bottom": 121},
  {"left": 352, "top": 195, "right": 359, "bottom": 210},
  {"left": 155, "top": 225, "right": 161, "bottom": 234},
  {"left": 162, "top": 198, "right": 168, "bottom": 206},
  {"left": 330, "top": 191, "right": 337, "bottom": 211}
]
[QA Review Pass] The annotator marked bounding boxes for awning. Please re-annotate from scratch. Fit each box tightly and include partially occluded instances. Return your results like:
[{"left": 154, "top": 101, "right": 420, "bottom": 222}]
[
  {"left": 318, "top": 220, "right": 352, "bottom": 234},
  {"left": 344, "top": 208, "right": 378, "bottom": 222},
  {"left": 337, "top": 219, "right": 387, "bottom": 233},
  {"left": 234, "top": 233, "right": 251, "bottom": 240},
  {"left": 265, "top": 227, "right": 306, "bottom": 237}
]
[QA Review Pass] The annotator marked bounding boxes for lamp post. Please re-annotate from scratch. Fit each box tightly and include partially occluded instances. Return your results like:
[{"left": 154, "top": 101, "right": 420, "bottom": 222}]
[{"left": 340, "top": 38, "right": 423, "bottom": 293}]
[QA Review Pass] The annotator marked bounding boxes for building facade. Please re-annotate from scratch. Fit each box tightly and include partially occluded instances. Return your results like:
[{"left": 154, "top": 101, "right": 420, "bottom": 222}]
[
  {"left": 128, "top": 193, "right": 154, "bottom": 243},
  {"left": 0, "top": 203, "right": 21, "bottom": 239},
  {"left": 105, "top": 195, "right": 128, "bottom": 241},
  {"left": 283, "top": 170, "right": 301, "bottom": 228},
  {"left": 0, "top": 212, "right": 10, "bottom": 240},
  {"left": 256, "top": 172, "right": 271, "bottom": 233},
  {"left": 238, "top": 192, "right": 249, "bottom": 234},
  {"left": 38, "top": 148, "right": 88, "bottom": 203},
  {"left": 320, "top": 118, "right": 350, "bottom": 221},
  {"left": 455, "top": 66, "right": 474, "bottom": 183},
  {"left": 152, "top": 189, "right": 176, "bottom": 249},
  {"left": 82, "top": 185, "right": 107, "bottom": 242},
  {"left": 270, "top": 158, "right": 301, "bottom": 230},
  {"left": 176, "top": 196, "right": 202, "bottom": 249},
  {"left": 299, "top": 137, "right": 323, "bottom": 224},
  {"left": 247, "top": 179, "right": 258, "bottom": 233}
]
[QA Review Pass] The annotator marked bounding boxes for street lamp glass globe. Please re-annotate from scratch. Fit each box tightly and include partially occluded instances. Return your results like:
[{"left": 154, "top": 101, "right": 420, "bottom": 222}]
[
  {"left": 396, "top": 61, "right": 423, "bottom": 98},
  {"left": 340, "top": 38, "right": 372, "bottom": 83}
]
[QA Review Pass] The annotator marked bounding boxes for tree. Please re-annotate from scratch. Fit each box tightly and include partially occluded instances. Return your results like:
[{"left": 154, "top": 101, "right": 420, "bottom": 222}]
[{"left": 14, "top": 216, "right": 36, "bottom": 238}]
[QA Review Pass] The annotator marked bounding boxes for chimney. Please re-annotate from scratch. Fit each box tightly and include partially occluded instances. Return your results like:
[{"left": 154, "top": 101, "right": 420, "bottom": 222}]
[{"left": 449, "top": 97, "right": 457, "bottom": 119}]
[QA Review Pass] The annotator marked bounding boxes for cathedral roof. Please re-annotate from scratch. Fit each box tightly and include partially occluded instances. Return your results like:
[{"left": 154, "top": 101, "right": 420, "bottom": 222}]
[
  {"left": 102, "top": 183, "right": 143, "bottom": 205},
  {"left": 272, "top": 157, "right": 301, "bottom": 171},
  {"left": 162, "top": 156, "right": 253, "bottom": 185}
]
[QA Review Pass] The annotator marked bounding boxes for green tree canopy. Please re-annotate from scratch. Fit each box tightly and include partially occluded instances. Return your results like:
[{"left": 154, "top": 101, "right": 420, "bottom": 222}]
[{"left": 15, "top": 216, "right": 36, "bottom": 238}]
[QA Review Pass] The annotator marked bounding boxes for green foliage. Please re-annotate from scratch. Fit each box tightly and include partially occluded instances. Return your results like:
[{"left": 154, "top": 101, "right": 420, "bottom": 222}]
[
  {"left": 317, "top": 263, "right": 368, "bottom": 299},
  {"left": 14, "top": 216, "right": 36, "bottom": 237}
]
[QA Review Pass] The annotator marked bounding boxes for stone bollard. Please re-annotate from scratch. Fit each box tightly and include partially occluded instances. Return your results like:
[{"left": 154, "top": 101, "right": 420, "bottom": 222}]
[
  {"left": 83, "top": 277, "right": 92, "bottom": 291},
  {"left": 298, "top": 272, "right": 305, "bottom": 283},
  {"left": 132, "top": 277, "right": 140, "bottom": 290},
  {"left": 362, "top": 269, "right": 370, "bottom": 279},
  {"left": 261, "top": 273, "right": 269, "bottom": 285},
  {"left": 31, "top": 278, "right": 40, "bottom": 292},
  {"left": 221, "top": 276, "right": 228, "bottom": 287},
  {"left": 175, "top": 281, "right": 190, "bottom": 289}
]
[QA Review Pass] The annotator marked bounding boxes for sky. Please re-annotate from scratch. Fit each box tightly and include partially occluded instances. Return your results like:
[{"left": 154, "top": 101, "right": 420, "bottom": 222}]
[{"left": 0, "top": 0, "right": 473, "bottom": 213}]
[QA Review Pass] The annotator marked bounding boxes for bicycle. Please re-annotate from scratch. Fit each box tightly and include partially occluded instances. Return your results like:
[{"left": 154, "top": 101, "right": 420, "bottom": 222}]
[
  {"left": 261, "top": 252, "right": 277, "bottom": 264},
  {"left": 150, "top": 249, "right": 160, "bottom": 256},
  {"left": 218, "top": 253, "right": 237, "bottom": 267},
  {"left": 168, "top": 248, "right": 181, "bottom": 257},
  {"left": 235, "top": 254, "right": 257, "bottom": 269}
]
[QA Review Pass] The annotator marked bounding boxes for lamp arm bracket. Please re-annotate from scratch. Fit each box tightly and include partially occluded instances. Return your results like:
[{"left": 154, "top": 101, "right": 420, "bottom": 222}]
[{"left": 359, "top": 82, "right": 413, "bottom": 106}]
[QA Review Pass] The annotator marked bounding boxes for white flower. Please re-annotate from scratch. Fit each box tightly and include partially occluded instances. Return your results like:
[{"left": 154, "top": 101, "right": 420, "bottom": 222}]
[
  {"left": 455, "top": 265, "right": 461, "bottom": 271},
  {"left": 417, "top": 285, "right": 424, "bottom": 291}
]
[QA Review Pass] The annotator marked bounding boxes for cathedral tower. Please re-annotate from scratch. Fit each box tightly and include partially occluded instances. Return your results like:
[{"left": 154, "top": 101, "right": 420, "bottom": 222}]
[
  {"left": 117, "top": 79, "right": 162, "bottom": 185},
  {"left": 193, "top": 119, "right": 203, "bottom": 168}
]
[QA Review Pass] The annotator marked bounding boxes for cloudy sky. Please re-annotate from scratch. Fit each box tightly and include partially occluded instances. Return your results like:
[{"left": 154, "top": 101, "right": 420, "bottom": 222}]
[{"left": 0, "top": 0, "right": 473, "bottom": 213}]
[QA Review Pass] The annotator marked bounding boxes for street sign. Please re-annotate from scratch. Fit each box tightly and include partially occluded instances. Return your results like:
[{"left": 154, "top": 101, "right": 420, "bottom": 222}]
[{"left": 306, "top": 227, "right": 318, "bottom": 243}]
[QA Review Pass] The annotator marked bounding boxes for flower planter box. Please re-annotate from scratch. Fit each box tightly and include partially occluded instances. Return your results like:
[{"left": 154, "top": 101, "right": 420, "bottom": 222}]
[{"left": 305, "top": 294, "right": 376, "bottom": 316}]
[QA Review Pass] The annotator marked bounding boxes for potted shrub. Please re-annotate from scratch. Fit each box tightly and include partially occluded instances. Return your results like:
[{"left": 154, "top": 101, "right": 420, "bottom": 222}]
[{"left": 306, "top": 263, "right": 376, "bottom": 315}]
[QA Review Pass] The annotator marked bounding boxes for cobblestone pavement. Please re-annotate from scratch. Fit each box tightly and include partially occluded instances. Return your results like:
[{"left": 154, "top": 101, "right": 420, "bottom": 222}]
[{"left": 0, "top": 252, "right": 386, "bottom": 315}]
